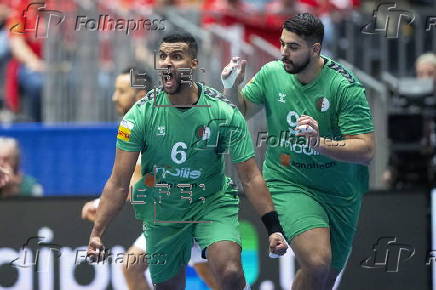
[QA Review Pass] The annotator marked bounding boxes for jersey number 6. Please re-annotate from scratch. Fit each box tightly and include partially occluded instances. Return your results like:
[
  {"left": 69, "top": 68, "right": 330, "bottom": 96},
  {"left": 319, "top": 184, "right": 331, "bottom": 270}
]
[{"left": 171, "top": 142, "right": 187, "bottom": 164}]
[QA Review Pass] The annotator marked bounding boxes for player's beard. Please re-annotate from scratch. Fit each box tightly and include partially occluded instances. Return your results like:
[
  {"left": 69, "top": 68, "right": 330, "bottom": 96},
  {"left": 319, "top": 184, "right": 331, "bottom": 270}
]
[{"left": 282, "top": 52, "right": 311, "bottom": 74}]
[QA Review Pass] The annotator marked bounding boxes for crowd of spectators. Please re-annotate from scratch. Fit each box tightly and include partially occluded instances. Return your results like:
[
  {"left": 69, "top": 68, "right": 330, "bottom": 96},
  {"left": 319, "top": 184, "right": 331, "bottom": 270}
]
[{"left": 0, "top": 0, "right": 359, "bottom": 122}]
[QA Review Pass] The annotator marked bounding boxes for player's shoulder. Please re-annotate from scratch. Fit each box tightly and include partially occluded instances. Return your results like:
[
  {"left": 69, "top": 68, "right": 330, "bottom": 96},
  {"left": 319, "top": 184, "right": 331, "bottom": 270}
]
[
  {"left": 323, "top": 56, "right": 362, "bottom": 89},
  {"left": 201, "top": 83, "right": 242, "bottom": 119},
  {"left": 135, "top": 87, "right": 163, "bottom": 107},
  {"left": 202, "top": 84, "right": 236, "bottom": 109}
]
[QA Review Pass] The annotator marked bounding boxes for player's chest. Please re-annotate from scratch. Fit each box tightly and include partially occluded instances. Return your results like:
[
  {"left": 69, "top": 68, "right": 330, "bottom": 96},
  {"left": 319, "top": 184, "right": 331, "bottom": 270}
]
[
  {"left": 266, "top": 85, "right": 336, "bottom": 134},
  {"left": 143, "top": 110, "right": 223, "bottom": 163}
]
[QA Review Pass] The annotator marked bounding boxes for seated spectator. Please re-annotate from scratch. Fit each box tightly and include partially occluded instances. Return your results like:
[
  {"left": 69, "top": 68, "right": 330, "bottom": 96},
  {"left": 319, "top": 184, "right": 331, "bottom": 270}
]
[
  {"left": 416, "top": 53, "right": 436, "bottom": 80},
  {"left": 0, "top": 161, "right": 11, "bottom": 187},
  {"left": 0, "top": 137, "right": 43, "bottom": 198}
]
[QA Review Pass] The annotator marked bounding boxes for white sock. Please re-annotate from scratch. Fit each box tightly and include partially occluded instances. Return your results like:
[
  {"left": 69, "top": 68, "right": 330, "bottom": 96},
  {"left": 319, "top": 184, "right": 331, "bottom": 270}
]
[{"left": 243, "top": 283, "right": 251, "bottom": 290}]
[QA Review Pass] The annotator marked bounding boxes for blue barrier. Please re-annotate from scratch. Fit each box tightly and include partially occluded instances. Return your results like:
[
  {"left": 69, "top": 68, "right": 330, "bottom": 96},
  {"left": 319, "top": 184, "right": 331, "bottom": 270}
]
[{"left": 0, "top": 122, "right": 119, "bottom": 196}]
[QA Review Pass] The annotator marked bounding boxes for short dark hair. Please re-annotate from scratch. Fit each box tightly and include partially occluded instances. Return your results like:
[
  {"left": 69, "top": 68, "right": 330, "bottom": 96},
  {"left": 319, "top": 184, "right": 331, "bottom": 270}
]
[
  {"left": 161, "top": 32, "right": 198, "bottom": 59},
  {"left": 120, "top": 66, "right": 153, "bottom": 91},
  {"left": 283, "top": 13, "right": 324, "bottom": 45}
]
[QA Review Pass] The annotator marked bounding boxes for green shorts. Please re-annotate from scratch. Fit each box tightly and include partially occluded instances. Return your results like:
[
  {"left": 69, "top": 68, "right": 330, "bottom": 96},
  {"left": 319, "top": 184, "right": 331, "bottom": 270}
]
[
  {"left": 268, "top": 183, "right": 362, "bottom": 271},
  {"left": 141, "top": 188, "right": 241, "bottom": 284}
]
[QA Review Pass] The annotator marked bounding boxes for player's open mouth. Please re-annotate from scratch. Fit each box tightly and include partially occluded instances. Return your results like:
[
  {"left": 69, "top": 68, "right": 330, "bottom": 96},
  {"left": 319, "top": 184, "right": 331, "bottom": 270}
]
[{"left": 163, "top": 71, "right": 176, "bottom": 88}]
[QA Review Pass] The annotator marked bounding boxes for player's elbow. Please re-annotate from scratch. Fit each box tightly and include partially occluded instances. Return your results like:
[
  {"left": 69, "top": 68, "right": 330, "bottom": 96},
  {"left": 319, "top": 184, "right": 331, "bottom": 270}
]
[
  {"left": 106, "top": 176, "right": 131, "bottom": 196},
  {"left": 360, "top": 143, "right": 375, "bottom": 166}
]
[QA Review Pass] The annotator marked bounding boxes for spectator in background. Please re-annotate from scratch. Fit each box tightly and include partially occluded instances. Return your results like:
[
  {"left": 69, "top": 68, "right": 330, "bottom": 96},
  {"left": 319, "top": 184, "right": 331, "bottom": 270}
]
[
  {"left": 0, "top": 2, "right": 11, "bottom": 110},
  {"left": 0, "top": 162, "right": 12, "bottom": 187},
  {"left": 0, "top": 3, "right": 10, "bottom": 64},
  {"left": 7, "top": 0, "right": 48, "bottom": 121},
  {"left": 0, "top": 137, "right": 43, "bottom": 198},
  {"left": 416, "top": 53, "right": 436, "bottom": 80}
]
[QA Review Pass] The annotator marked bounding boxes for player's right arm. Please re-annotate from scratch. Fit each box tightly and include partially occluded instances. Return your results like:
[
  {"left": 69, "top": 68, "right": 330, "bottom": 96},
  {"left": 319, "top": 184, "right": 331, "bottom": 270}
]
[
  {"left": 81, "top": 157, "right": 142, "bottom": 222},
  {"left": 221, "top": 57, "right": 262, "bottom": 119},
  {"left": 87, "top": 149, "right": 139, "bottom": 259},
  {"left": 87, "top": 102, "right": 146, "bottom": 260}
]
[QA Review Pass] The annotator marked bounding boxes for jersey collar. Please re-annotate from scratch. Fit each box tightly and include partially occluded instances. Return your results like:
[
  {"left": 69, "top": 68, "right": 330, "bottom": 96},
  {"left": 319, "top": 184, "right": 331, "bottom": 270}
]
[{"left": 163, "top": 82, "right": 206, "bottom": 116}]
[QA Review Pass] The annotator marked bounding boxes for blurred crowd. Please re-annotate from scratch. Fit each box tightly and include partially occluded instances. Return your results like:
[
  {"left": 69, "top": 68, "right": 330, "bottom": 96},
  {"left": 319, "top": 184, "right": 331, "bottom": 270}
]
[{"left": 0, "top": 0, "right": 361, "bottom": 122}]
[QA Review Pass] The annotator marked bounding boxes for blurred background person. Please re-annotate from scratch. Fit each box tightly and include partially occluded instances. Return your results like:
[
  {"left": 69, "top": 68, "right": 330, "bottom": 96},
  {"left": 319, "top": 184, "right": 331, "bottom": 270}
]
[
  {"left": 6, "top": 0, "right": 48, "bottom": 122},
  {"left": 0, "top": 137, "right": 43, "bottom": 198},
  {"left": 0, "top": 2, "right": 11, "bottom": 112},
  {"left": 0, "top": 161, "right": 12, "bottom": 187},
  {"left": 416, "top": 52, "right": 436, "bottom": 80}
]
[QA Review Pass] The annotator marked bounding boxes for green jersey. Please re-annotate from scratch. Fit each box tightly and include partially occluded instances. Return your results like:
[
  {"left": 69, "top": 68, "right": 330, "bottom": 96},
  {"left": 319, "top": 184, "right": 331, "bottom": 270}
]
[
  {"left": 242, "top": 56, "right": 374, "bottom": 205},
  {"left": 116, "top": 83, "right": 254, "bottom": 219}
]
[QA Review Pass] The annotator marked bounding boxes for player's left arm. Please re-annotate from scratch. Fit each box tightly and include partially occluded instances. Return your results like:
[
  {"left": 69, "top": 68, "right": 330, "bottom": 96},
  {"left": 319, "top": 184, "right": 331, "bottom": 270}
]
[
  {"left": 297, "top": 119, "right": 375, "bottom": 166},
  {"left": 227, "top": 109, "right": 287, "bottom": 255},
  {"left": 296, "top": 84, "right": 375, "bottom": 166},
  {"left": 235, "top": 158, "right": 288, "bottom": 256},
  {"left": 236, "top": 157, "right": 274, "bottom": 215}
]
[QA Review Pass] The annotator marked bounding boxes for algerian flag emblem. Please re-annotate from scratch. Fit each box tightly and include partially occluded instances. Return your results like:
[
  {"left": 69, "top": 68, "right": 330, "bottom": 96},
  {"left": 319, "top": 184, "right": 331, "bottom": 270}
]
[{"left": 316, "top": 97, "right": 330, "bottom": 112}]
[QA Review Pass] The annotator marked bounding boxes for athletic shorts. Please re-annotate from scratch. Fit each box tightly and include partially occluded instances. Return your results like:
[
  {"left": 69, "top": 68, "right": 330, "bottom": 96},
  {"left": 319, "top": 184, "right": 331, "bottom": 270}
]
[
  {"left": 267, "top": 183, "right": 362, "bottom": 271},
  {"left": 141, "top": 187, "right": 241, "bottom": 284},
  {"left": 133, "top": 234, "right": 206, "bottom": 266}
]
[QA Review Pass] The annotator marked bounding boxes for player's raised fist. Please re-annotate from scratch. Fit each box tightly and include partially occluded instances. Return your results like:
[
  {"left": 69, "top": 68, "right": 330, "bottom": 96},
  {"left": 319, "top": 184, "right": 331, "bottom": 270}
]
[
  {"left": 221, "top": 57, "right": 246, "bottom": 88},
  {"left": 268, "top": 232, "right": 288, "bottom": 258},
  {"left": 87, "top": 236, "right": 105, "bottom": 263}
]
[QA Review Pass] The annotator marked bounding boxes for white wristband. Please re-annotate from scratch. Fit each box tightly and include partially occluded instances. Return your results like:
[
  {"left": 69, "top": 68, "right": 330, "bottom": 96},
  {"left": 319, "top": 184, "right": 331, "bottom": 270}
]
[{"left": 221, "top": 58, "right": 241, "bottom": 89}]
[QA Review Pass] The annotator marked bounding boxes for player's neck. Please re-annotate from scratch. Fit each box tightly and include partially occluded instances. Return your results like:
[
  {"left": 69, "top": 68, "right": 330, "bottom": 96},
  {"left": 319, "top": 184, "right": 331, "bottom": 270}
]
[
  {"left": 296, "top": 56, "right": 325, "bottom": 85},
  {"left": 168, "top": 83, "right": 199, "bottom": 106}
]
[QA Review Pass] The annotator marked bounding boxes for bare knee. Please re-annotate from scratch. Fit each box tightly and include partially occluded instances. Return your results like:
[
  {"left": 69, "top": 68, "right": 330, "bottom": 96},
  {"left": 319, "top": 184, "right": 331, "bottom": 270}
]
[
  {"left": 122, "top": 247, "right": 148, "bottom": 277},
  {"left": 215, "top": 261, "right": 244, "bottom": 285},
  {"left": 302, "top": 251, "right": 331, "bottom": 277}
]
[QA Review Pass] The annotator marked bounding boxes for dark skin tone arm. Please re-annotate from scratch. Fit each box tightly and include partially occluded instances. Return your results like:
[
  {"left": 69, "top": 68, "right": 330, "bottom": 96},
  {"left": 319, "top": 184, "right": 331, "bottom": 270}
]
[
  {"left": 235, "top": 157, "right": 288, "bottom": 256},
  {"left": 87, "top": 149, "right": 139, "bottom": 258}
]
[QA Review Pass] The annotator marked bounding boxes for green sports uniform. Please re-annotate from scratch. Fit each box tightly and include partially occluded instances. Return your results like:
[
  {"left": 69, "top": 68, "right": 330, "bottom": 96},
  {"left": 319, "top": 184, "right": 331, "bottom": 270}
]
[
  {"left": 242, "top": 55, "right": 374, "bottom": 270},
  {"left": 116, "top": 83, "right": 254, "bottom": 283}
]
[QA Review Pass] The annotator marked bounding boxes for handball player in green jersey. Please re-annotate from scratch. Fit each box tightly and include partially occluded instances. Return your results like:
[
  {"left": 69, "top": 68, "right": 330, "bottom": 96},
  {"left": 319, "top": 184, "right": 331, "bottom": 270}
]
[
  {"left": 81, "top": 68, "right": 221, "bottom": 290},
  {"left": 222, "top": 13, "right": 375, "bottom": 290},
  {"left": 87, "top": 32, "right": 288, "bottom": 290}
]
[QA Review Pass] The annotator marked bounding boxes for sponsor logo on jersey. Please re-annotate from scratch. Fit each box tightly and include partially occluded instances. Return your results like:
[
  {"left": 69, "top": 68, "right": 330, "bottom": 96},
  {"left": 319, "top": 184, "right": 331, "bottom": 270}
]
[
  {"left": 316, "top": 97, "right": 330, "bottom": 112},
  {"left": 292, "top": 161, "right": 337, "bottom": 169},
  {"left": 157, "top": 126, "right": 166, "bottom": 136},
  {"left": 279, "top": 153, "right": 291, "bottom": 167},
  {"left": 278, "top": 93, "right": 286, "bottom": 103},
  {"left": 155, "top": 167, "right": 202, "bottom": 180},
  {"left": 117, "top": 120, "right": 134, "bottom": 141}
]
